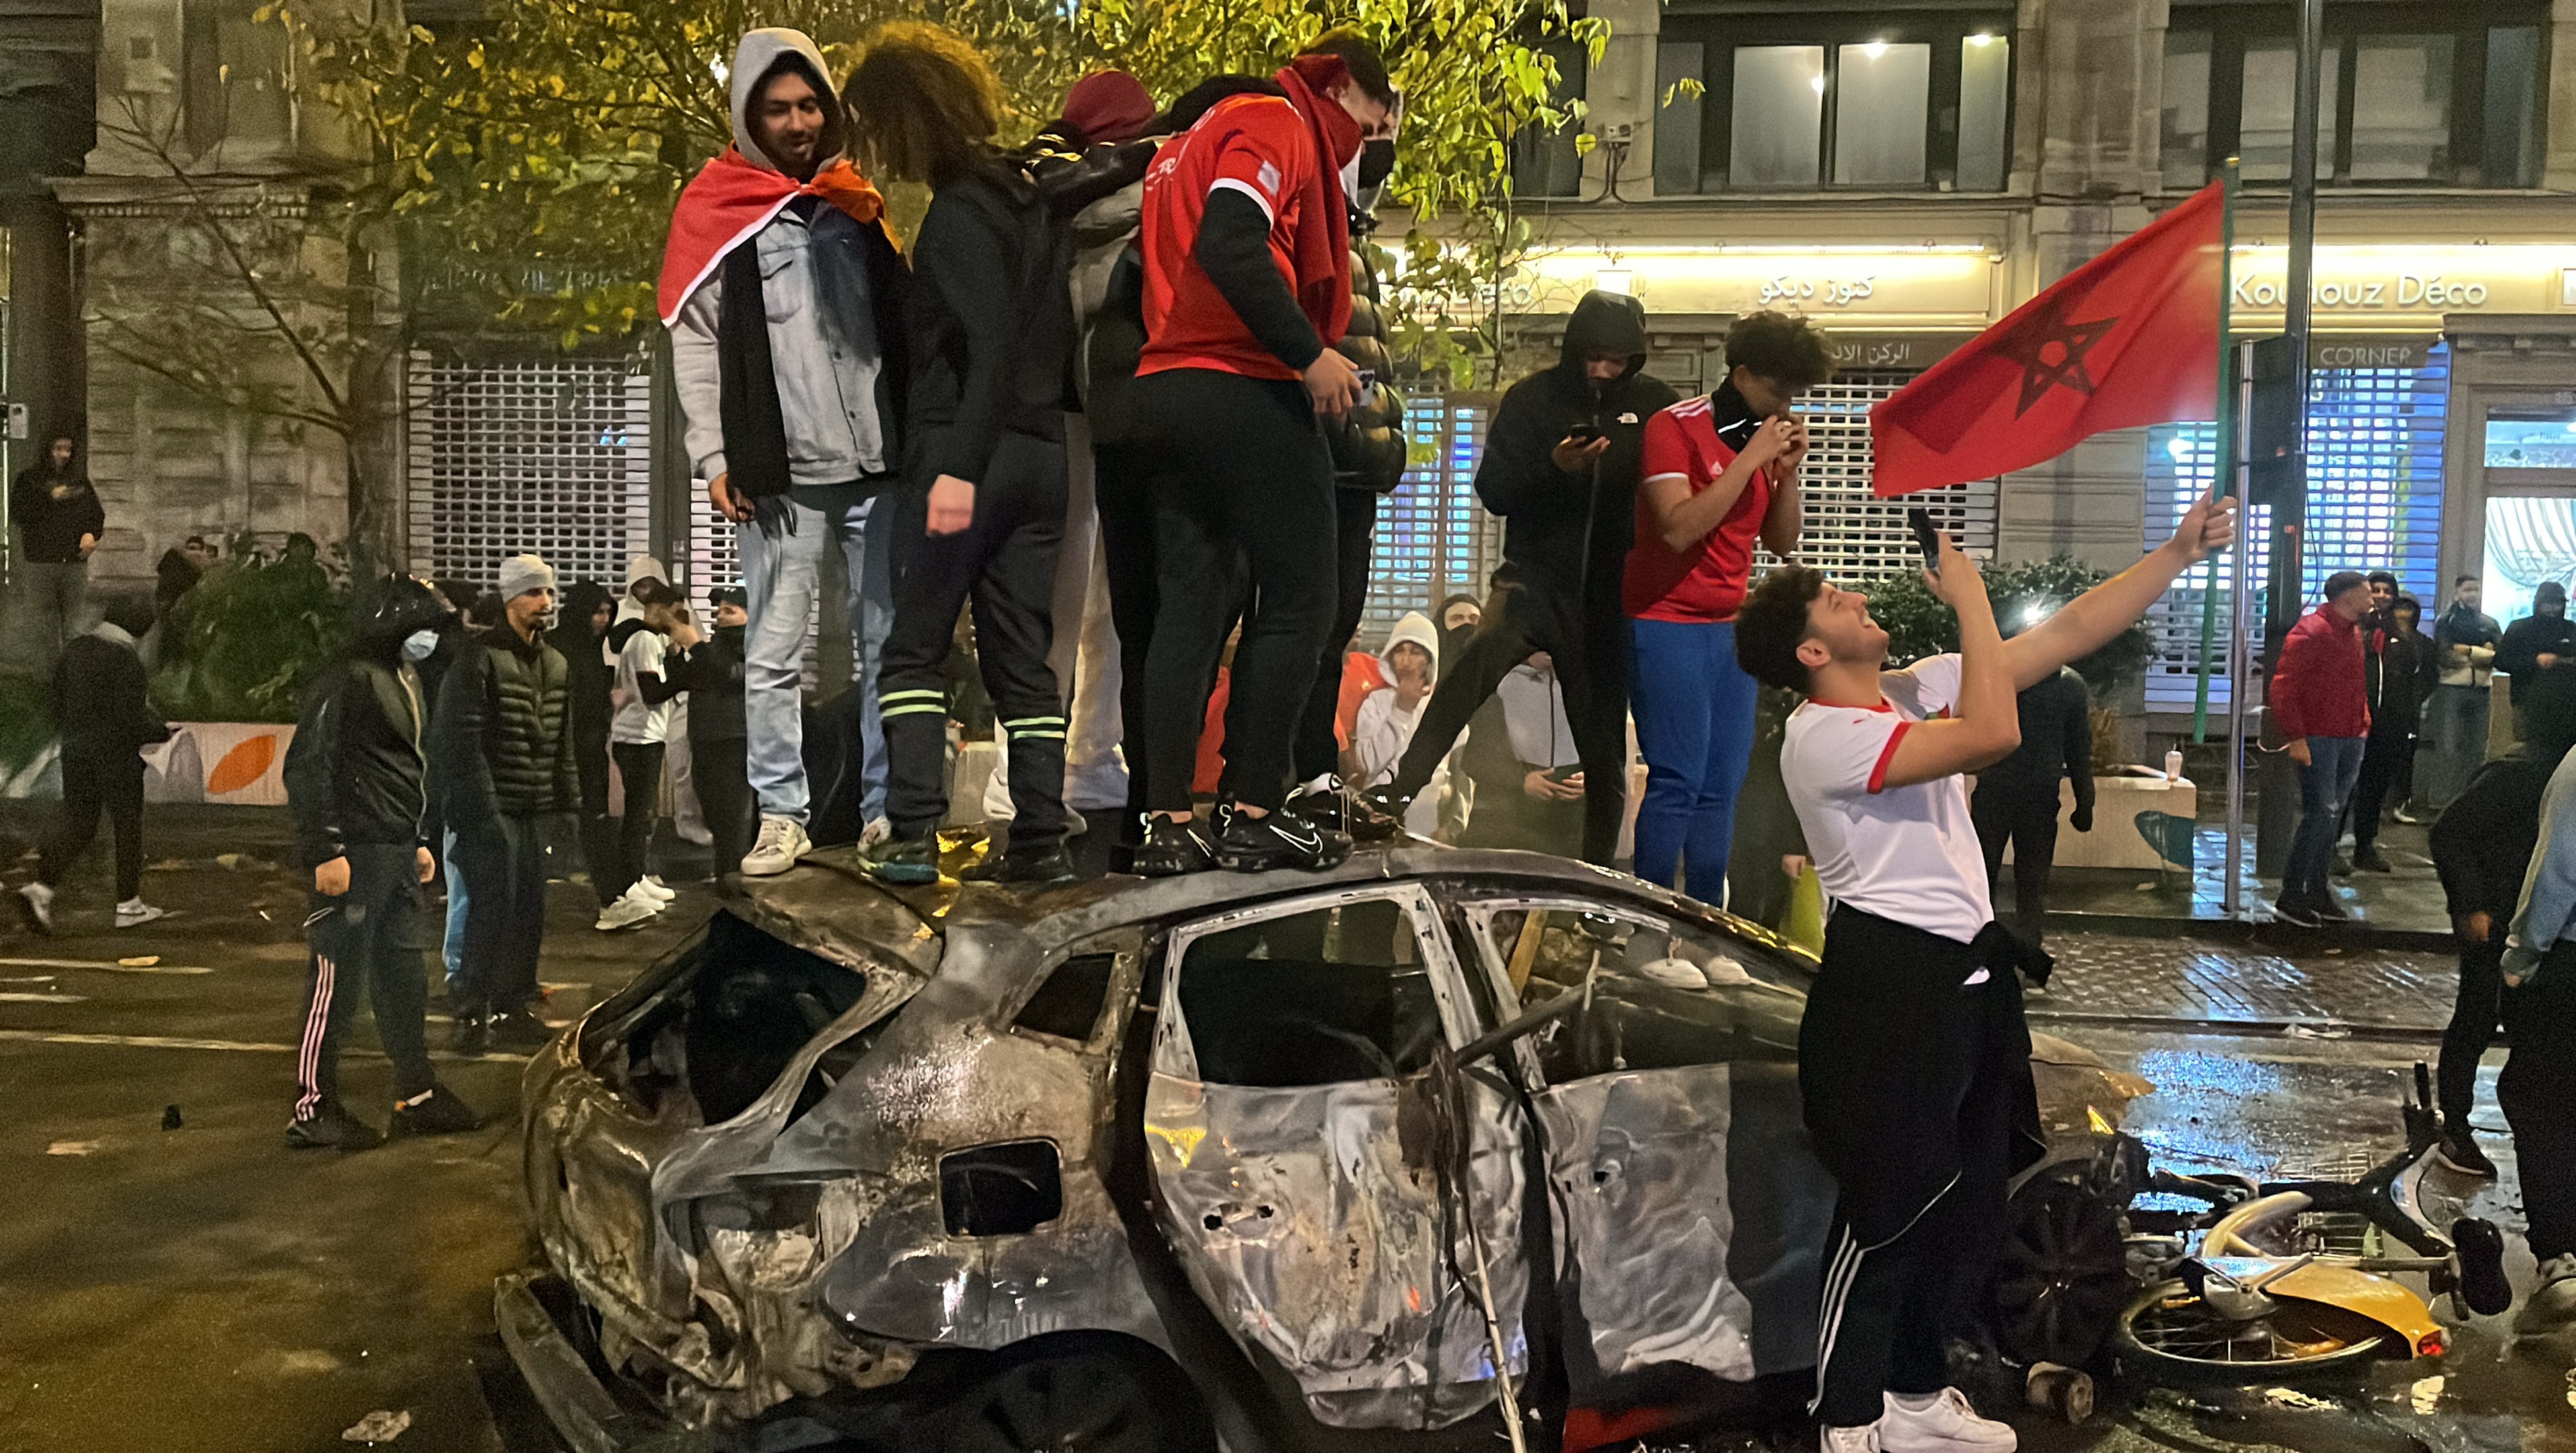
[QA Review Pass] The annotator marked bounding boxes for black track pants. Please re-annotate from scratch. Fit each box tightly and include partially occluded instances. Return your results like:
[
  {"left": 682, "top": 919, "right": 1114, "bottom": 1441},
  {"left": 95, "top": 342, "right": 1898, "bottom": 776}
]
[
  {"left": 1292, "top": 490, "right": 1380, "bottom": 784},
  {"left": 608, "top": 740, "right": 663, "bottom": 897},
  {"left": 293, "top": 842, "right": 434, "bottom": 1119},
  {"left": 42, "top": 750, "right": 144, "bottom": 902},
  {"left": 878, "top": 429, "right": 1069, "bottom": 848},
  {"left": 1133, "top": 369, "right": 1338, "bottom": 813},
  {"left": 455, "top": 813, "right": 548, "bottom": 1016}
]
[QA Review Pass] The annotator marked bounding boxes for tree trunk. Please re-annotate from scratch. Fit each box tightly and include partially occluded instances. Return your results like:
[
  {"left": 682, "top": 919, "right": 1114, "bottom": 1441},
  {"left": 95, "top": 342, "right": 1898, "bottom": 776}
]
[{"left": 344, "top": 221, "right": 407, "bottom": 578}]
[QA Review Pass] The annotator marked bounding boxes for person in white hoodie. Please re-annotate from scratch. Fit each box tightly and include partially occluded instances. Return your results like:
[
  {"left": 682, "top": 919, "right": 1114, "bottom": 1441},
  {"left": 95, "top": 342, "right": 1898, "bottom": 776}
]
[
  {"left": 1348, "top": 612, "right": 1445, "bottom": 837},
  {"left": 661, "top": 29, "right": 911, "bottom": 877}
]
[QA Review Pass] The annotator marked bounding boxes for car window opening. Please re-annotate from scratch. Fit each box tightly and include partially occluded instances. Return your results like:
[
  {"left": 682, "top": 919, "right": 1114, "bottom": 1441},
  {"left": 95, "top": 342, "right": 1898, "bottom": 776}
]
[
  {"left": 1178, "top": 898, "right": 1443, "bottom": 1088},
  {"left": 1487, "top": 907, "right": 1803, "bottom": 1082},
  {"left": 597, "top": 912, "right": 872, "bottom": 1125}
]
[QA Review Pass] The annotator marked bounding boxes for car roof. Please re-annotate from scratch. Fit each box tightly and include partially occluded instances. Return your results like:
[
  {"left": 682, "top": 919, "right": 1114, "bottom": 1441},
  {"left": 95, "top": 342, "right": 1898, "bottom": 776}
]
[{"left": 727, "top": 844, "right": 1816, "bottom": 974}]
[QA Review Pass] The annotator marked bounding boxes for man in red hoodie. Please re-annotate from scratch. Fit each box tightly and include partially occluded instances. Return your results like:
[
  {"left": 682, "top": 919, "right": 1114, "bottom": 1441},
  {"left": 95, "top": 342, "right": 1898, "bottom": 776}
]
[
  {"left": 2271, "top": 570, "right": 2374, "bottom": 925},
  {"left": 1125, "top": 38, "right": 1398, "bottom": 876}
]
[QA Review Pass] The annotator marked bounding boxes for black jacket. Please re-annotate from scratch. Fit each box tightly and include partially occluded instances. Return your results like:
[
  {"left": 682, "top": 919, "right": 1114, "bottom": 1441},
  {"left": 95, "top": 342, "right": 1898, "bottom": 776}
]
[
  {"left": 13, "top": 465, "right": 104, "bottom": 565},
  {"left": 285, "top": 655, "right": 430, "bottom": 869},
  {"left": 2365, "top": 626, "right": 2431, "bottom": 739},
  {"left": 56, "top": 627, "right": 169, "bottom": 759},
  {"left": 716, "top": 202, "right": 913, "bottom": 501},
  {"left": 1321, "top": 241, "right": 1406, "bottom": 494},
  {"left": 432, "top": 623, "right": 579, "bottom": 826},
  {"left": 1978, "top": 667, "right": 2096, "bottom": 815},
  {"left": 1474, "top": 291, "right": 1681, "bottom": 607},
  {"left": 2432, "top": 751, "right": 2560, "bottom": 921},
  {"left": 908, "top": 157, "right": 1073, "bottom": 484},
  {"left": 2496, "top": 609, "right": 2576, "bottom": 684},
  {"left": 667, "top": 625, "right": 747, "bottom": 743}
]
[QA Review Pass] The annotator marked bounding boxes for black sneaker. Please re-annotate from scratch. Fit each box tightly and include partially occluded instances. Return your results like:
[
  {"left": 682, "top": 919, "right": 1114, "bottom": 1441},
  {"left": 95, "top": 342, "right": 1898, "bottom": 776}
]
[
  {"left": 1357, "top": 785, "right": 1413, "bottom": 839},
  {"left": 2437, "top": 1125, "right": 2499, "bottom": 1179},
  {"left": 2310, "top": 893, "right": 2350, "bottom": 922},
  {"left": 1214, "top": 805, "right": 1353, "bottom": 873},
  {"left": 451, "top": 1011, "right": 490, "bottom": 1057},
  {"left": 2331, "top": 854, "right": 2355, "bottom": 877},
  {"left": 859, "top": 827, "right": 944, "bottom": 885},
  {"left": 2271, "top": 896, "right": 2320, "bottom": 927},
  {"left": 960, "top": 846, "right": 1077, "bottom": 885},
  {"left": 1131, "top": 816, "right": 1214, "bottom": 877},
  {"left": 285, "top": 1101, "right": 383, "bottom": 1152},
  {"left": 389, "top": 1083, "right": 481, "bottom": 1138},
  {"left": 2354, "top": 845, "right": 2393, "bottom": 873},
  {"left": 484, "top": 1009, "right": 556, "bottom": 1052}
]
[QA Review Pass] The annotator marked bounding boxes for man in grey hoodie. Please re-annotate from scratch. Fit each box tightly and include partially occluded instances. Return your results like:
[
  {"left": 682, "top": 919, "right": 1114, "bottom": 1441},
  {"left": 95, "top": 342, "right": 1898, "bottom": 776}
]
[{"left": 663, "top": 28, "right": 911, "bottom": 876}]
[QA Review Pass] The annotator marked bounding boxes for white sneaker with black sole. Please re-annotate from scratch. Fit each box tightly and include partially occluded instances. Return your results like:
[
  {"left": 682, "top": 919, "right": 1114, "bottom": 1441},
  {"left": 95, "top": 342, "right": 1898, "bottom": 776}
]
[
  {"left": 638, "top": 876, "right": 677, "bottom": 903},
  {"left": 114, "top": 899, "right": 169, "bottom": 929},
  {"left": 741, "top": 817, "right": 812, "bottom": 877},
  {"left": 16, "top": 881, "right": 53, "bottom": 936},
  {"left": 595, "top": 885, "right": 661, "bottom": 932},
  {"left": 1877, "top": 1388, "right": 2015, "bottom": 1453}
]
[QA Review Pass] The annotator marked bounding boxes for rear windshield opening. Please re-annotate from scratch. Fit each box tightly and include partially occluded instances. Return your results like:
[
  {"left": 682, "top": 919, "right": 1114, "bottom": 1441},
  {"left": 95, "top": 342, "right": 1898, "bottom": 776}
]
[{"left": 591, "top": 911, "right": 870, "bottom": 1126}]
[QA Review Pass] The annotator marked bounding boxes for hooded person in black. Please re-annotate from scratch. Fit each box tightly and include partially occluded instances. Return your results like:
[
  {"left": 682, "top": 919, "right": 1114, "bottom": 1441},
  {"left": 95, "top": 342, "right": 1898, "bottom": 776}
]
[
  {"left": 1365, "top": 289, "right": 1680, "bottom": 863},
  {"left": 551, "top": 580, "right": 621, "bottom": 911},
  {"left": 2498, "top": 582, "right": 2576, "bottom": 731}
]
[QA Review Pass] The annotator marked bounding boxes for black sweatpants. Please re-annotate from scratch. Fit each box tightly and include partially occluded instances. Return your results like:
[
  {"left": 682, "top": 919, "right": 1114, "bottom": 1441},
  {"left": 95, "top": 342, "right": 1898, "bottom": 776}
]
[
  {"left": 694, "top": 732, "right": 757, "bottom": 878},
  {"left": 878, "top": 429, "right": 1069, "bottom": 849},
  {"left": 455, "top": 813, "right": 547, "bottom": 1017},
  {"left": 608, "top": 740, "right": 664, "bottom": 897},
  {"left": 41, "top": 749, "right": 144, "bottom": 902},
  {"left": 1293, "top": 490, "right": 1381, "bottom": 785},
  {"left": 2439, "top": 939, "right": 2505, "bottom": 1127},
  {"left": 1385, "top": 579, "right": 1629, "bottom": 864},
  {"left": 574, "top": 733, "right": 619, "bottom": 907},
  {"left": 2501, "top": 949, "right": 2576, "bottom": 1260},
  {"left": 2349, "top": 727, "right": 2412, "bottom": 853},
  {"left": 1135, "top": 369, "right": 1337, "bottom": 814},
  {"left": 292, "top": 842, "right": 434, "bottom": 1120},
  {"left": 1972, "top": 778, "right": 2063, "bottom": 949},
  {"left": 1801, "top": 908, "right": 2037, "bottom": 1427}
]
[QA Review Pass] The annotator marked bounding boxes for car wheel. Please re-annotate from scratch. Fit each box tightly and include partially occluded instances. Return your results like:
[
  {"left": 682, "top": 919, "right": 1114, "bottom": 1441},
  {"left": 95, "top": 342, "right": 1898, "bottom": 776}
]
[
  {"left": 940, "top": 1349, "right": 1168, "bottom": 1453},
  {"left": 1991, "top": 1174, "right": 2131, "bottom": 1368}
]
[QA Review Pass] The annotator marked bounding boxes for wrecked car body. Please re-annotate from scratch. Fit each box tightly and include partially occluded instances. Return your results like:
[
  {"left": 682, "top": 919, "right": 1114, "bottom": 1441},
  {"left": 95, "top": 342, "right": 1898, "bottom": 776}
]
[{"left": 504, "top": 847, "right": 2139, "bottom": 1450}]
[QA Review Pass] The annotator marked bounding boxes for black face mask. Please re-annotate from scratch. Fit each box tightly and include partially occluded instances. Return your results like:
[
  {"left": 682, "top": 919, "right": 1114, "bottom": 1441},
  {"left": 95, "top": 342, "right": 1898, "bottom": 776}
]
[{"left": 1357, "top": 139, "right": 1396, "bottom": 189}]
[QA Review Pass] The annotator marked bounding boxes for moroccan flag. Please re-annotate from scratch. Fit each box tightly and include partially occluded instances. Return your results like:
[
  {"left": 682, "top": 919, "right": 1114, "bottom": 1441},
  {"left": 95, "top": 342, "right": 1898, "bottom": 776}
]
[{"left": 1871, "top": 180, "right": 2226, "bottom": 497}]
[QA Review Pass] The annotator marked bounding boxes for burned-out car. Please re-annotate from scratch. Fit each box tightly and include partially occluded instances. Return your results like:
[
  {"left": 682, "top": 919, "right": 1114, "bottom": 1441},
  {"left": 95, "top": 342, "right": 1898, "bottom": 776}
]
[{"left": 502, "top": 846, "right": 2139, "bottom": 1452}]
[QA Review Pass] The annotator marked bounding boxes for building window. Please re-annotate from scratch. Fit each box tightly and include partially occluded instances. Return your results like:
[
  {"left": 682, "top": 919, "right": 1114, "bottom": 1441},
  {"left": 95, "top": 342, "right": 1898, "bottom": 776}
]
[
  {"left": 2162, "top": 6, "right": 2545, "bottom": 190},
  {"left": 1661, "top": 10, "right": 2014, "bottom": 195},
  {"left": 1511, "top": 40, "right": 1589, "bottom": 200}
]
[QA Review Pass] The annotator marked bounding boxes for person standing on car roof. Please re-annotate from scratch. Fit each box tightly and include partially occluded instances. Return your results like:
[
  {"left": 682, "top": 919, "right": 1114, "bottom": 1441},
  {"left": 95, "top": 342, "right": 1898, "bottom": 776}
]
[
  {"left": 1733, "top": 490, "right": 2235, "bottom": 1453},
  {"left": 846, "top": 23, "right": 1083, "bottom": 887},
  {"left": 1361, "top": 289, "right": 1682, "bottom": 866},
  {"left": 662, "top": 28, "right": 911, "bottom": 879},
  {"left": 1125, "top": 36, "right": 1399, "bottom": 876},
  {"left": 432, "top": 554, "right": 580, "bottom": 1055},
  {"left": 282, "top": 574, "right": 481, "bottom": 1150}
]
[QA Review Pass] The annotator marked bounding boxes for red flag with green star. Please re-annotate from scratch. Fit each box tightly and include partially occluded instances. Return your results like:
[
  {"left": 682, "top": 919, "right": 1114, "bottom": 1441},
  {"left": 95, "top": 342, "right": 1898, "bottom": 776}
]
[{"left": 1870, "top": 181, "right": 2226, "bottom": 497}]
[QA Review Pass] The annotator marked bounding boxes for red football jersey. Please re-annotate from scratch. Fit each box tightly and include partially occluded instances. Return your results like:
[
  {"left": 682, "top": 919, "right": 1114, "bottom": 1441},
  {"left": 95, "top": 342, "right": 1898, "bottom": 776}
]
[
  {"left": 1623, "top": 395, "right": 1774, "bottom": 624},
  {"left": 1138, "top": 93, "right": 1319, "bottom": 383}
]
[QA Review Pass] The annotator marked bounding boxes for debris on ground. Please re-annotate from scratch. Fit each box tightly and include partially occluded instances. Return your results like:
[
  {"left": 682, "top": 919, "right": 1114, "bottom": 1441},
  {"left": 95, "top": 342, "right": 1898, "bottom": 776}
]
[
  {"left": 2409, "top": 1374, "right": 2443, "bottom": 1414},
  {"left": 118, "top": 956, "right": 161, "bottom": 967},
  {"left": 46, "top": 1140, "right": 103, "bottom": 1156},
  {"left": 162, "top": 1105, "right": 183, "bottom": 1130},
  {"left": 341, "top": 1409, "right": 410, "bottom": 1443},
  {"left": 2283, "top": 1022, "right": 2353, "bottom": 1040}
]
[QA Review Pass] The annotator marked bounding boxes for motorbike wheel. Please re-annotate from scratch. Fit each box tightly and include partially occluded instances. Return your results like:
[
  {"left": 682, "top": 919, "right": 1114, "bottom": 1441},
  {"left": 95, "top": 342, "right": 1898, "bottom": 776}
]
[
  {"left": 2112, "top": 1281, "right": 2390, "bottom": 1384},
  {"left": 1992, "top": 1174, "right": 2132, "bottom": 1368}
]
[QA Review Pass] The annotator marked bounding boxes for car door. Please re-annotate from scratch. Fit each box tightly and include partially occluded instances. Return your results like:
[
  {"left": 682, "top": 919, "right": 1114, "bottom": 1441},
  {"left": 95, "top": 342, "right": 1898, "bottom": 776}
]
[
  {"left": 1451, "top": 891, "right": 1834, "bottom": 1399},
  {"left": 1144, "top": 882, "right": 1532, "bottom": 1432}
]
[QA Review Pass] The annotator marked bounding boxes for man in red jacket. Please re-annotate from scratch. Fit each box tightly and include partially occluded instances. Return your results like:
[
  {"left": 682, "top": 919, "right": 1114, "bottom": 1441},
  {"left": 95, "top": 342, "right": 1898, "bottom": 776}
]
[{"left": 2272, "top": 570, "right": 2374, "bottom": 925}]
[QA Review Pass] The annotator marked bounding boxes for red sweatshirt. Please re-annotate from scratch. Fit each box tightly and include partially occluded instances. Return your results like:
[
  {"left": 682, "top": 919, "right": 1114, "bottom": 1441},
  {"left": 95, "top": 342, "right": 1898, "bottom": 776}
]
[{"left": 2269, "top": 605, "right": 2370, "bottom": 740}]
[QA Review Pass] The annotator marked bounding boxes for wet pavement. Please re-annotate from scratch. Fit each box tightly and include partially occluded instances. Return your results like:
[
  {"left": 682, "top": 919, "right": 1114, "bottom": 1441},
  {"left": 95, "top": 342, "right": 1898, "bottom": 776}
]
[{"left": 3, "top": 805, "right": 2573, "bottom": 1452}]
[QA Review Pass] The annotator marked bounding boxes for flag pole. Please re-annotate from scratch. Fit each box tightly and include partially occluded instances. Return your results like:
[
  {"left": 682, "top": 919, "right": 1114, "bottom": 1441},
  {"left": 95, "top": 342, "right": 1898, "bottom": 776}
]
[{"left": 2193, "top": 165, "right": 2238, "bottom": 743}]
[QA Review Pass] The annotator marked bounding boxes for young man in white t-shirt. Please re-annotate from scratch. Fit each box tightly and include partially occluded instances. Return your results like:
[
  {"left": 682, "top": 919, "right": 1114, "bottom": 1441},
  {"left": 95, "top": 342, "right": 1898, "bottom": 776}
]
[{"left": 1732, "top": 493, "right": 2234, "bottom": 1453}]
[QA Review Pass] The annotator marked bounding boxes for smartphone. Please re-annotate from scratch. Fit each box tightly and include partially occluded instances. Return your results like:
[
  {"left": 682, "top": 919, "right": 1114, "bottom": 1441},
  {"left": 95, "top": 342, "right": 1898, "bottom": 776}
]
[
  {"left": 1353, "top": 367, "right": 1378, "bottom": 406},
  {"left": 1907, "top": 506, "right": 1944, "bottom": 566},
  {"left": 1547, "top": 763, "right": 1583, "bottom": 783},
  {"left": 1564, "top": 425, "right": 1606, "bottom": 445}
]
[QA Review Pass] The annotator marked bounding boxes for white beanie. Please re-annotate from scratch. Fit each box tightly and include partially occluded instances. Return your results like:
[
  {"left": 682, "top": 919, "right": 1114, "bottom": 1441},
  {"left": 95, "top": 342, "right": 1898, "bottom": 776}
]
[{"left": 499, "top": 553, "right": 556, "bottom": 602}]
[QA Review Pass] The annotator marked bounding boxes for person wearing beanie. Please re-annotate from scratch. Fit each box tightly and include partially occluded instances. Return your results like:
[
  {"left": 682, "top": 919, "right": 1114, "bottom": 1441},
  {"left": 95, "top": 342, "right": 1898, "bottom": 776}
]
[
  {"left": 431, "top": 553, "right": 579, "bottom": 1053},
  {"left": 1061, "top": 69, "right": 1156, "bottom": 145},
  {"left": 15, "top": 593, "right": 174, "bottom": 934},
  {"left": 663, "top": 28, "right": 912, "bottom": 881},
  {"left": 281, "top": 574, "right": 480, "bottom": 1150},
  {"left": 1345, "top": 612, "right": 1443, "bottom": 838}
]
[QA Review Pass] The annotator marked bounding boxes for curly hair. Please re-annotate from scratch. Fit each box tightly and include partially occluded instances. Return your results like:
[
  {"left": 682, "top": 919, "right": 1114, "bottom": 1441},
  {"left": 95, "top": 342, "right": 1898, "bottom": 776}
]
[
  {"left": 1735, "top": 564, "right": 1829, "bottom": 692},
  {"left": 1725, "top": 311, "right": 1837, "bottom": 392},
  {"left": 841, "top": 22, "right": 1003, "bottom": 185}
]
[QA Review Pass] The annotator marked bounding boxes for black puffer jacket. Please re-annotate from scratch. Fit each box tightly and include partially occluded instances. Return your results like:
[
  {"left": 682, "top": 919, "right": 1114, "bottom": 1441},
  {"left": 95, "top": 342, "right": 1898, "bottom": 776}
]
[
  {"left": 1323, "top": 241, "right": 1406, "bottom": 494},
  {"left": 432, "top": 623, "right": 579, "bottom": 826},
  {"left": 285, "top": 655, "right": 429, "bottom": 870},
  {"left": 1475, "top": 289, "right": 1681, "bottom": 607}
]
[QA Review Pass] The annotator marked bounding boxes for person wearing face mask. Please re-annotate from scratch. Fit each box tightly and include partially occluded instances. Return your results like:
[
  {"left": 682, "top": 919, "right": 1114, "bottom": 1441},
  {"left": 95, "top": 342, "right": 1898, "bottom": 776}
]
[
  {"left": 280, "top": 575, "right": 480, "bottom": 1150},
  {"left": 1126, "top": 35, "right": 1400, "bottom": 876},
  {"left": 663, "top": 28, "right": 912, "bottom": 879},
  {"left": 668, "top": 586, "right": 756, "bottom": 879},
  {"left": 1363, "top": 291, "right": 1683, "bottom": 869}
]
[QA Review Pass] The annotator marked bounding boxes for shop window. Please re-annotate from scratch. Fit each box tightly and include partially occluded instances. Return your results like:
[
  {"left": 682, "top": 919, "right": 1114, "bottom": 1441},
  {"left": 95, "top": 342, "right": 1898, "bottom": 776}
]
[
  {"left": 1654, "top": 41, "right": 1706, "bottom": 195},
  {"left": 2162, "top": 6, "right": 2544, "bottom": 190},
  {"left": 1665, "top": 10, "right": 2014, "bottom": 195},
  {"left": 2482, "top": 499, "right": 2576, "bottom": 631},
  {"left": 1511, "top": 39, "right": 1589, "bottom": 200},
  {"left": 1759, "top": 370, "right": 1998, "bottom": 583},
  {"left": 408, "top": 351, "right": 656, "bottom": 589},
  {"left": 1365, "top": 394, "right": 1500, "bottom": 645},
  {"left": 2485, "top": 410, "right": 2576, "bottom": 470}
]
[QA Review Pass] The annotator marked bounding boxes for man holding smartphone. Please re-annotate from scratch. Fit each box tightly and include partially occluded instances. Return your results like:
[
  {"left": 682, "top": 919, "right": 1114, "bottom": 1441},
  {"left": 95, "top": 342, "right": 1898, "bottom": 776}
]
[{"left": 1363, "top": 288, "right": 1679, "bottom": 863}]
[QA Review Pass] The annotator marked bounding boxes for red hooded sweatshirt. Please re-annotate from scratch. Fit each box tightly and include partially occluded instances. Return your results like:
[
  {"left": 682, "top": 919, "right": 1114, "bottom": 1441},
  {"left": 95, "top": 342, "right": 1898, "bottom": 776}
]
[{"left": 2269, "top": 604, "right": 2371, "bottom": 741}]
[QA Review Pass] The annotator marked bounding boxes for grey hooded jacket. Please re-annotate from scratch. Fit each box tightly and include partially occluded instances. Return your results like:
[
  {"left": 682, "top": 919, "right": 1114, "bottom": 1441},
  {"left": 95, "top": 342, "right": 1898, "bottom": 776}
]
[{"left": 667, "top": 29, "right": 905, "bottom": 493}]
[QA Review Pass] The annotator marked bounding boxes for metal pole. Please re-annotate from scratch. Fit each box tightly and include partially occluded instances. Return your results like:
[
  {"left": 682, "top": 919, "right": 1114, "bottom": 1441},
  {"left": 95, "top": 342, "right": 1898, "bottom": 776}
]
[
  {"left": 2225, "top": 335, "right": 2254, "bottom": 918},
  {"left": 2273, "top": 0, "right": 2324, "bottom": 640},
  {"left": 2194, "top": 165, "right": 2240, "bottom": 743}
]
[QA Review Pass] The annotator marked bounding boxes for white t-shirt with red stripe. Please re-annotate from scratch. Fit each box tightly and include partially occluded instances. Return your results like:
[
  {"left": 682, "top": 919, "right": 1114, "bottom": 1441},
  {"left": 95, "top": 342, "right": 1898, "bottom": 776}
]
[{"left": 1780, "top": 653, "right": 1992, "bottom": 945}]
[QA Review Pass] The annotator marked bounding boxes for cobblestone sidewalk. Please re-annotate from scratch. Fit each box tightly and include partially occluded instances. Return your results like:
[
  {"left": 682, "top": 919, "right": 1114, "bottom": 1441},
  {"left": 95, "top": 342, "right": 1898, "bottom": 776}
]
[{"left": 2035, "top": 930, "right": 2459, "bottom": 1032}]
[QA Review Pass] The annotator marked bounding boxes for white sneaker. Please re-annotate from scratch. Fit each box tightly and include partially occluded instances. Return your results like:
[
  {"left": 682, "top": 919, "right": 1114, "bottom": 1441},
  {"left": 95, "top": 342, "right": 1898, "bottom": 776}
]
[
  {"left": 858, "top": 815, "right": 893, "bottom": 848},
  {"left": 595, "top": 891, "right": 660, "bottom": 932},
  {"left": 2517, "top": 1253, "right": 2576, "bottom": 1335},
  {"left": 742, "top": 817, "right": 812, "bottom": 877},
  {"left": 1878, "top": 1388, "right": 2015, "bottom": 1453},
  {"left": 114, "top": 899, "right": 169, "bottom": 930},
  {"left": 17, "top": 882, "right": 54, "bottom": 935},
  {"left": 638, "top": 876, "right": 677, "bottom": 903},
  {"left": 1821, "top": 1425, "right": 1879, "bottom": 1453}
]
